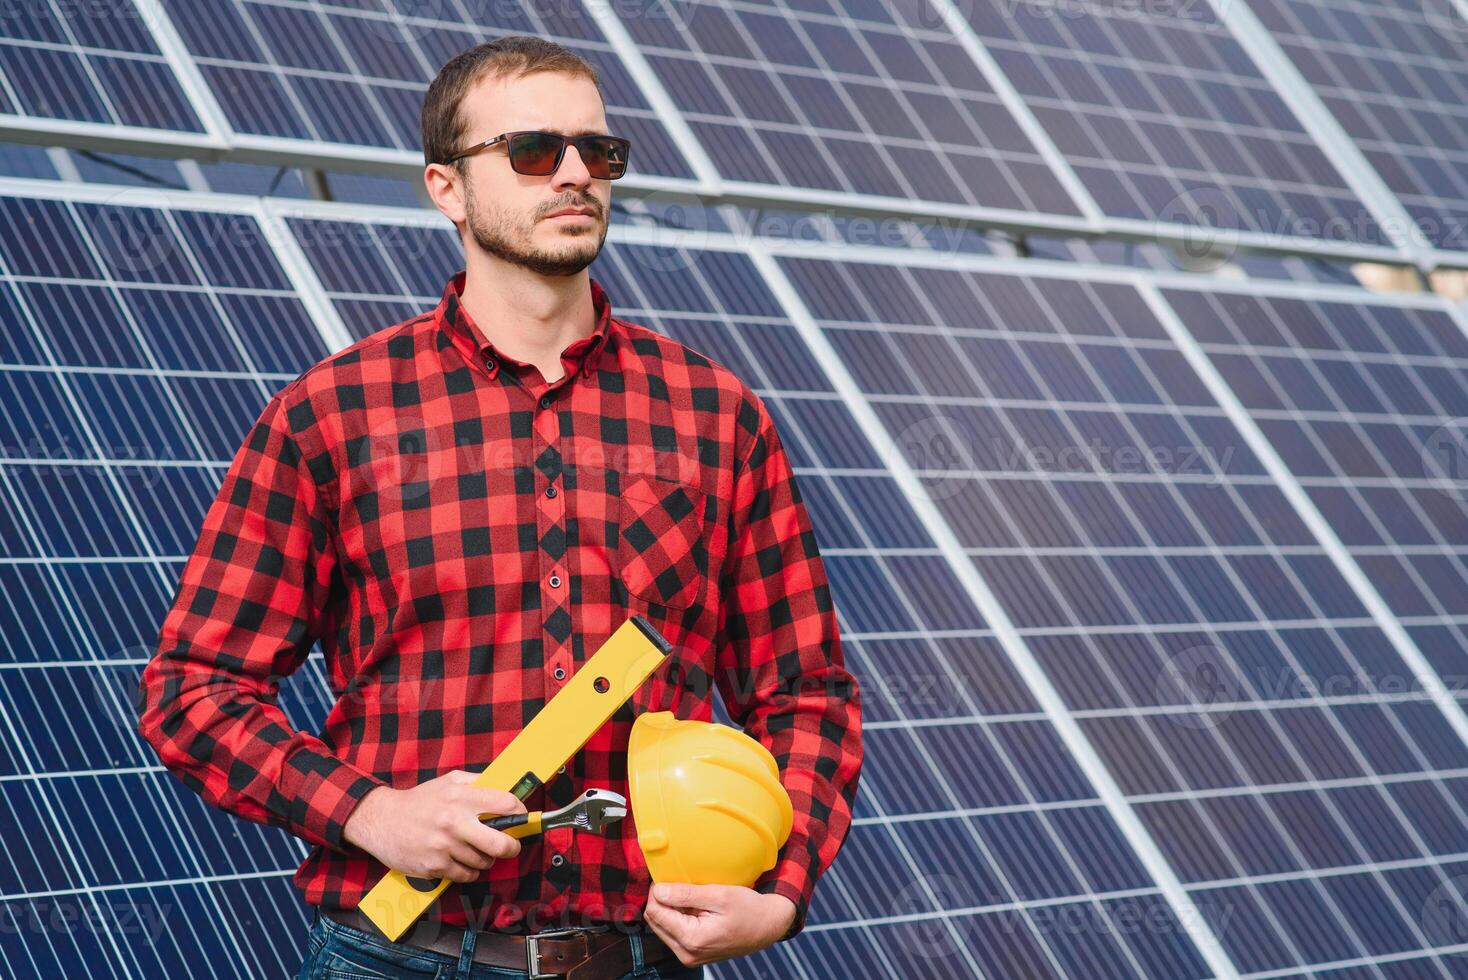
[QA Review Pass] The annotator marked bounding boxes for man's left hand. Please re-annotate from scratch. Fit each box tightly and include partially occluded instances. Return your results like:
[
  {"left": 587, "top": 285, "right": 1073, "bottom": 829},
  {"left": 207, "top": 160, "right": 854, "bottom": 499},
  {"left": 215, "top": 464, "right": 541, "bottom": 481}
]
[{"left": 642, "top": 882, "right": 797, "bottom": 966}]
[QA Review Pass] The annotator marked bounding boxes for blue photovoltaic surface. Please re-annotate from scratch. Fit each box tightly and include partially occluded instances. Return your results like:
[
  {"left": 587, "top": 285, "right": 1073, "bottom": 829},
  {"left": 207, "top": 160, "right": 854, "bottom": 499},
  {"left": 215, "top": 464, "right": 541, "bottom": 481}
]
[
  {"left": 283, "top": 216, "right": 1215, "bottom": 978},
  {"left": 783, "top": 253, "right": 1468, "bottom": 976},
  {"left": 164, "top": 0, "right": 695, "bottom": 179},
  {"left": 1247, "top": 0, "right": 1468, "bottom": 252},
  {"left": 612, "top": 0, "right": 1084, "bottom": 217},
  {"left": 0, "top": 194, "right": 338, "bottom": 978},
  {"left": 0, "top": 0, "right": 205, "bottom": 132},
  {"left": 959, "top": 0, "right": 1393, "bottom": 251},
  {"left": 1166, "top": 285, "right": 1468, "bottom": 721}
]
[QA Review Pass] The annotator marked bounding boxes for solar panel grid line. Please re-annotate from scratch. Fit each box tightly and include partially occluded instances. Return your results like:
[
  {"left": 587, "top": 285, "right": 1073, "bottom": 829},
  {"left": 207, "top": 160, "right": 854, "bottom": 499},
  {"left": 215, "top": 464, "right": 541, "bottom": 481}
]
[
  {"left": 149, "top": 0, "right": 703, "bottom": 185},
  {"left": 0, "top": 198, "right": 289, "bottom": 972},
  {"left": 616, "top": 0, "right": 1096, "bottom": 234},
  {"left": 1213, "top": 0, "right": 1437, "bottom": 266},
  {"left": 741, "top": 240, "right": 1239, "bottom": 979},
  {"left": 0, "top": 0, "right": 215, "bottom": 144},
  {"left": 5, "top": 6, "right": 142, "bottom": 124},
  {"left": 745, "top": 234, "right": 1468, "bottom": 974},
  {"left": 794, "top": 255, "right": 1442, "bottom": 972},
  {"left": 1139, "top": 281, "right": 1468, "bottom": 967},
  {"left": 955, "top": 0, "right": 1412, "bottom": 265},
  {"left": 615, "top": 245, "right": 1189, "bottom": 979},
  {"left": 583, "top": 0, "right": 724, "bottom": 190},
  {"left": 207, "top": 0, "right": 349, "bottom": 148},
  {"left": 610, "top": 240, "right": 1102, "bottom": 979},
  {"left": 263, "top": 2, "right": 415, "bottom": 150},
  {"left": 770, "top": 2, "right": 1039, "bottom": 216},
  {"left": 636, "top": 249, "right": 1019, "bottom": 979},
  {"left": 633, "top": 2, "right": 927, "bottom": 202},
  {"left": 130, "top": 0, "right": 236, "bottom": 145},
  {"left": 1150, "top": 275, "right": 1468, "bottom": 674},
  {"left": 924, "top": 0, "right": 1105, "bottom": 227},
  {"left": 257, "top": 198, "right": 357, "bottom": 350},
  {"left": 0, "top": 187, "right": 344, "bottom": 975},
  {"left": 0, "top": 692, "right": 141, "bottom": 976},
  {"left": 1245, "top": 0, "right": 1468, "bottom": 260},
  {"left": 1003, "top": 276, "right": 1468, "bottom": 964}
]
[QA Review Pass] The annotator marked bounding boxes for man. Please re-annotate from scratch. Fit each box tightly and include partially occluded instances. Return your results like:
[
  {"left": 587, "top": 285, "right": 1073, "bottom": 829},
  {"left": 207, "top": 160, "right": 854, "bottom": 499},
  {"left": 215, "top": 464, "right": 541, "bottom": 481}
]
[{"left": 138, "top": 34, "right": 861, "bottom": 979}]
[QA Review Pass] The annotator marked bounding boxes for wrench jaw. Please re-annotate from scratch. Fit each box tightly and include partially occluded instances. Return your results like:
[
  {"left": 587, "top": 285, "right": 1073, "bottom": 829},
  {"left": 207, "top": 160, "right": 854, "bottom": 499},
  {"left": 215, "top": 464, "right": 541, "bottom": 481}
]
[{"left": 540, "top": 788, "right": 629, "bottom": 835}]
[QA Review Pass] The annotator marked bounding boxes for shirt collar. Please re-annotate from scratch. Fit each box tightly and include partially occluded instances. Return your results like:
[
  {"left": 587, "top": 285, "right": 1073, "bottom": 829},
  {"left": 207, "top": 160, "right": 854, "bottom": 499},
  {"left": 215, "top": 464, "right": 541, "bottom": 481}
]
[{"left": 436, "top": 270, "right": 616, "bottom": 381}]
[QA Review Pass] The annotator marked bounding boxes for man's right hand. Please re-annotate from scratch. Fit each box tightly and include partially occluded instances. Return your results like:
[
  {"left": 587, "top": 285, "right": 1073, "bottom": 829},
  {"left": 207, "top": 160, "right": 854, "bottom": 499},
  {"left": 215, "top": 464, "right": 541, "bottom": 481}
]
[{"left": 343, "top": 770, "right": 527, "bottom": 882}]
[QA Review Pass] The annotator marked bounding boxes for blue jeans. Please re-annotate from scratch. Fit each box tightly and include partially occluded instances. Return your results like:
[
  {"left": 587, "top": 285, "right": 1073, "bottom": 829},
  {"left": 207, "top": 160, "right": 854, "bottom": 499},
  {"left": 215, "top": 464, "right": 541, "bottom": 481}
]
[{"left": 296, "top": 910, "right": 705, "bottom": 980}]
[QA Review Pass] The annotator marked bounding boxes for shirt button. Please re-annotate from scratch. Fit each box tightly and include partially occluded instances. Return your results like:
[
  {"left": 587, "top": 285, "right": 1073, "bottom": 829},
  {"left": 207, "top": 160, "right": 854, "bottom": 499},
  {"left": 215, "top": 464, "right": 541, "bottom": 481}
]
[
  {"left": 484, "top": 357, "right": 495, "bottom": 371},
  {"left": 558, "top": 764, "right": 566, "bottom": 775},
  {"left": 553, "top": 666, "right": 566, "bottom": 680},
  {"left": 540, "top": 395, "right": 551, "bottom": 408},
  {"left": 549, "top": 574, "right": 562, "bottom": 588},
  {"left": 550, "top": 854, "right": 564, "bottom": 868},
  {"left": 545, "top": 485, "right": 557, "bottom": 498}
]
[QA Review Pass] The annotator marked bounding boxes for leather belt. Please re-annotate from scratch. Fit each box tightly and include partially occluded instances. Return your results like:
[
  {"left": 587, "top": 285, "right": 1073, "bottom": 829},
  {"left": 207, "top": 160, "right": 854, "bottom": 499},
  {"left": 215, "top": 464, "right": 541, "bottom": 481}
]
[{"left": 320, "top": 906, "right": 676, "bottom": 979}]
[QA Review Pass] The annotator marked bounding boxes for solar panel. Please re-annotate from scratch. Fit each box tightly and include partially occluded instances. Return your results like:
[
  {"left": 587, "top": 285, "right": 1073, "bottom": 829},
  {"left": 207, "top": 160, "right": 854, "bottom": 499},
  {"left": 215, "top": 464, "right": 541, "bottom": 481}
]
[
  {"left": 611, "top": 0, "right": 1086, "bottom": 221},
  {"left": 957, "top": 0, "right": 1400, "bottom": 258},
  {"left": 1162, "top": 280, "right": 1468, "bottom": 719},
  {"left": 0, "top": 0, "right": 208, "bottom": 135},
  {"left": 9, "top": 176, "right": 1468, "bottom": 979},
  {"left": 163, "top": 0, "right": 698, "bottom": 179},
  {"left": 0, "top": 186, "right": 344, "bottom": 977},
  {"left": 770, "top": 244, "right": 1468, "bottom": 976},
  {"left": 1245, "top": 0, "right": 1468, "bottom": 254}
]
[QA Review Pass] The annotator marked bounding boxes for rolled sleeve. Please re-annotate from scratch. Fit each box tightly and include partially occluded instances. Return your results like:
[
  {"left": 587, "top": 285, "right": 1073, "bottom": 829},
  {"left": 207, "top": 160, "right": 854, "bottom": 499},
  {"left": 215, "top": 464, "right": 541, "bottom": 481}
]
[{"left": 713, "top": 393, "right": 863, "bottom": 940}]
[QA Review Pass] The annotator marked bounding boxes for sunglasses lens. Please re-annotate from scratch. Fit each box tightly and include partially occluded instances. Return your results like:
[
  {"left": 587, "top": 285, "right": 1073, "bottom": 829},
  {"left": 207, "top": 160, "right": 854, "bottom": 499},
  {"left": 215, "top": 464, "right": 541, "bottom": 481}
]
[
  {"left": 579, "top": 137, "right": 628, "bottom": 179},
  {"left": 509, "top": 133, "right": 564, "bottom": 175}
]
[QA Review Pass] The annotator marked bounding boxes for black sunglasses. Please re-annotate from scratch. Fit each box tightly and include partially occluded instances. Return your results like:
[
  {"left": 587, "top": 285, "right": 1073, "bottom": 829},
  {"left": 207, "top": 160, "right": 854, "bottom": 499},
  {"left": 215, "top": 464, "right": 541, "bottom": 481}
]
[{"left": 446, "top": 130, "right": 631, "bottom": 179}]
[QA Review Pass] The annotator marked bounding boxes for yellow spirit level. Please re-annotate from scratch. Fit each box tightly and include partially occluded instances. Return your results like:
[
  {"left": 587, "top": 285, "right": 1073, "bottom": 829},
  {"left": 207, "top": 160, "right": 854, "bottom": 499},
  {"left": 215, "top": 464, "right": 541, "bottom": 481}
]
[{"left": 357, "top": 615, "right": 672, "bottom": 940}]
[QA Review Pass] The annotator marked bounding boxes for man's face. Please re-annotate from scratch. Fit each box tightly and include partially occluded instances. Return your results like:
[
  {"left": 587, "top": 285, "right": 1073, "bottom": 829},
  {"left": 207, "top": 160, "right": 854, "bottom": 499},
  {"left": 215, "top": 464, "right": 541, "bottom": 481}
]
[{"left": 453, "top": 72, "right": 612, "bottom": 277}]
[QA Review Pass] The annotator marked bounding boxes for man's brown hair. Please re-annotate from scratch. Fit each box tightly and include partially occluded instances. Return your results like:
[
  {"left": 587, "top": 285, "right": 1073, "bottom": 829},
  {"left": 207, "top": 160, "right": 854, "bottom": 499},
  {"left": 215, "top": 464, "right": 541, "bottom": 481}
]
[{"left": 421, "top": 35, "right": 604, "bottom": 170}]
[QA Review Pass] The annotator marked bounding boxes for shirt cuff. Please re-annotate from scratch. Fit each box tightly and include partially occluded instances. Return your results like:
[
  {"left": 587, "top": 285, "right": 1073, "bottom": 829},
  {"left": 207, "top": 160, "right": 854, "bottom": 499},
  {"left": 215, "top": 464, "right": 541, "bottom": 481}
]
[
  {"left": 754, "top": 833, "right": 818, "bottom": 941},
  {"left": 280, "top": 749, "right": 386, "bottom": 853}
]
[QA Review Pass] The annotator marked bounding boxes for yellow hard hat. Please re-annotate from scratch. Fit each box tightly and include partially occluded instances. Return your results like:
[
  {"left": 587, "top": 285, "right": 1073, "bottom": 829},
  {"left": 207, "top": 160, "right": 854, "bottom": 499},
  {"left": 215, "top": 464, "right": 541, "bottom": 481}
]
[{"left": 628, "top": 711, "right": 793, "bottom": 887}]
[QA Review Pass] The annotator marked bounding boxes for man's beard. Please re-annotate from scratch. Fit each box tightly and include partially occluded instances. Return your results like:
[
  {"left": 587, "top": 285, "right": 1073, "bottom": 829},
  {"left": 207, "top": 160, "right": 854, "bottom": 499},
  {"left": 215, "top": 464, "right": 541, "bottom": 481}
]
[{"left": 464, "top": 180, "right": 606, "bottom": 276}]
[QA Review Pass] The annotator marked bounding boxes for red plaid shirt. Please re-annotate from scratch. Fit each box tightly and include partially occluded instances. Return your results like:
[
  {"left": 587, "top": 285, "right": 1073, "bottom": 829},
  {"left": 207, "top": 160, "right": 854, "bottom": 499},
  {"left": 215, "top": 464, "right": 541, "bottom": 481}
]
[{"left": 137, "top": 270, "right": 861, "bottom": 938}]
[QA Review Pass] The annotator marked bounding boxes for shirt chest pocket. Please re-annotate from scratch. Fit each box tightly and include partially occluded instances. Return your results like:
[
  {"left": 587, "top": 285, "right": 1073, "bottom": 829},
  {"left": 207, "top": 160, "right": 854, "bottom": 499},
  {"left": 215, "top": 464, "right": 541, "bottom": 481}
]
[{"left": 615, "top": 474, "right": 713, "bottom": 610}]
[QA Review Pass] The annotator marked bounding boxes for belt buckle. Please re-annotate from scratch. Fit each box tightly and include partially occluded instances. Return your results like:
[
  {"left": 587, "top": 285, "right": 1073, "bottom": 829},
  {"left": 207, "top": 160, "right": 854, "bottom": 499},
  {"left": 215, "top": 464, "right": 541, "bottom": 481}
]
[{"left": 525, "top": 924, "right": 609, "bottom": 979}]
